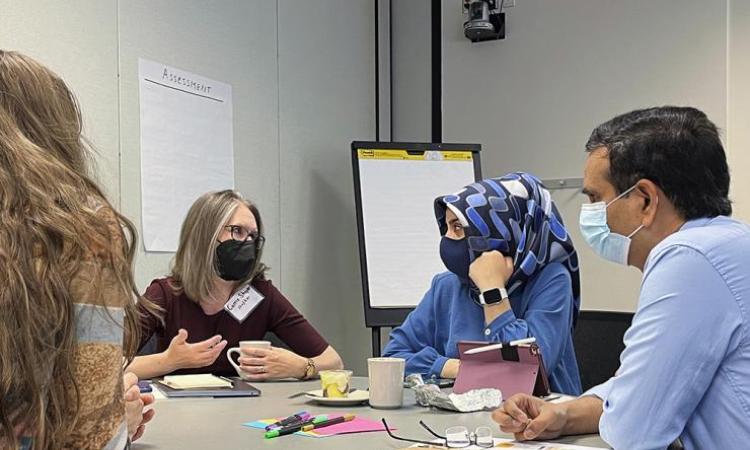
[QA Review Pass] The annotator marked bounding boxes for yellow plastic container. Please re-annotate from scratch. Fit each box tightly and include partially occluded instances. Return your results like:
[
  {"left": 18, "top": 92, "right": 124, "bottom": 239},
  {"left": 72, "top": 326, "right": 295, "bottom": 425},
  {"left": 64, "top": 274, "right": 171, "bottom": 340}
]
[{"left": 319, "top": 369, "right": 353, "bottom": 398}]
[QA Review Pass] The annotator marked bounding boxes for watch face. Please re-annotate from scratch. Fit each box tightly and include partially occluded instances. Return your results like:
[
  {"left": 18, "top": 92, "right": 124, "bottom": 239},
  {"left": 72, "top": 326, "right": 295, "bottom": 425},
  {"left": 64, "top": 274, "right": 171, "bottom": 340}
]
[{"left": 482, "top": 288, "right": 503, "bottom": 304}]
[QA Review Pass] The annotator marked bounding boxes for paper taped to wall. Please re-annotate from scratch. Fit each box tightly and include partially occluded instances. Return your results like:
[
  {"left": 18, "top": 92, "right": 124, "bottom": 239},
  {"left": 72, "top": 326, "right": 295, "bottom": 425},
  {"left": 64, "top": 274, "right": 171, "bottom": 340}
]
[{"left": 138, "top": 58, "right": 234, "bottom": 252}]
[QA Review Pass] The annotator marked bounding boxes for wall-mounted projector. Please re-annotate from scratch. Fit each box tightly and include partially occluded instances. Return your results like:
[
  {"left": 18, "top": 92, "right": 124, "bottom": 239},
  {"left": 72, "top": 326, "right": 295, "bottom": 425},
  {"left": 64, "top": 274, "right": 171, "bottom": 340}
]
[{"left": 463, "top": 0, "right": 505, "bottom": 43}]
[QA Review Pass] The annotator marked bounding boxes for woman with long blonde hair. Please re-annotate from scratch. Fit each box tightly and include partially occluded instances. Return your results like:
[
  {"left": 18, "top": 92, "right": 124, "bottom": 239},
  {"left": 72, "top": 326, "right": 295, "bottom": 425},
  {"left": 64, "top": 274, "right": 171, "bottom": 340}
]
[
  {"left": 127, "top": 190, "right": 344, "bottom": 381},
  {"left": 0, "top": 50, "right": 150, "bottom": 449}
]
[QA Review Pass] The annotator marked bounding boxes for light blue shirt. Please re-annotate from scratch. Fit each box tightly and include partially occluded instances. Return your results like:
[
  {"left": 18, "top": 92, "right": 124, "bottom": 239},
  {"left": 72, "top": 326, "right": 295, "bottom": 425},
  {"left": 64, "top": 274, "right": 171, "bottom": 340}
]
[
  {"left": 586, "top": 216, "right": 750, "bottom": 450},
  {"left": 383, "top": 262, "right": 582, "bottom": 395}
]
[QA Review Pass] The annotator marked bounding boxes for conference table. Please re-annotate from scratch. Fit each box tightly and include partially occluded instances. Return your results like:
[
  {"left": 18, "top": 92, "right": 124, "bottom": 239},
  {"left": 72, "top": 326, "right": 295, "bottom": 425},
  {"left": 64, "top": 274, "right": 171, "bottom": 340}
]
[{"left": 134, "top": 377, "right": 610, "bottom": 449}]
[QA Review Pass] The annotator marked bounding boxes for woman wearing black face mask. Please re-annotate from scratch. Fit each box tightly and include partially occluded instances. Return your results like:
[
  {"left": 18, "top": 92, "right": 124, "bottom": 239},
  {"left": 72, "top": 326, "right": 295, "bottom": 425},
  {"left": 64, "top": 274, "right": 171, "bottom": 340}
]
[
  {"left": 128, "top": 190, "right": 344, "bottom": 380},
  {"left": 383, "top": 173, "right": 582, "bottom": 395}
]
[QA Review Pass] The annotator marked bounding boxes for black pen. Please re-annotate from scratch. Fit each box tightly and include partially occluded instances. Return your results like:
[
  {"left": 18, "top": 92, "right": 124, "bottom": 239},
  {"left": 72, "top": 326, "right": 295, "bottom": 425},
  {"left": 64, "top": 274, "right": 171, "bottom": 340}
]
[{"left": 300, "top": 414, "right": 355, "bottom": 431}]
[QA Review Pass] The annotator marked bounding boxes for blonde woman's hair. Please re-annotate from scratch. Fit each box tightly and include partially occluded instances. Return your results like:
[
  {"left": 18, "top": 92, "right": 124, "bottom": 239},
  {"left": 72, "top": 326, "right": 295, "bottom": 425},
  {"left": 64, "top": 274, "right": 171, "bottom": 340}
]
[
  {"left": 170, "top": 190, "right": 268, "bottom": 302},
  {"left": 0, "top": 50, "right": 153, "bottom": 449}
]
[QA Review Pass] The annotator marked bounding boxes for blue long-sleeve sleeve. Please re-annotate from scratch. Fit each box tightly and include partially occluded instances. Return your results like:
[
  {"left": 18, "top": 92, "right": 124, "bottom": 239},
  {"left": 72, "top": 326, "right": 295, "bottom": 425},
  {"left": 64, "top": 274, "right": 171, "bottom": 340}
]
[
  {"left": 482, "top": 265, "right": 575, "bottom": 382},
  {"left": 584, "top": 243, "right": 745, "bottom": 450},
  {"left": 383, "top": 275, "right": 450, "bottom": 377},
  {"left": 383, "top": 263, "right": 581, "bottom": 394}
]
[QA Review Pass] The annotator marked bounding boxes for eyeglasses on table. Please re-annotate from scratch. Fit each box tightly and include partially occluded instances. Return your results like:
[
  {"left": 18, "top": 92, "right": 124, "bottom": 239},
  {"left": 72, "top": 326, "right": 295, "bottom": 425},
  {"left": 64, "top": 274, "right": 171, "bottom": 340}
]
[{"left": 382, "top": 418, "right": 494, "bottom": 448}]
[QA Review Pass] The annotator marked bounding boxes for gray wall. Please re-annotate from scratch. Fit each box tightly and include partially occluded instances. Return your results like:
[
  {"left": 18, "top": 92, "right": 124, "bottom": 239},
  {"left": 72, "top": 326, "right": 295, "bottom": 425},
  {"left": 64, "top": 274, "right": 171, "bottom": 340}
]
[
  {"left": 118, "top": 0, "right": 283, "bottom": 291},
  {"left": 0, "top": 0, "right": 121, "bottom": 202},
  {"left": 1, "top": 0, "right": 375, "bottom": 375},
  {"left": 277, "top": 0, "right": 375, "bottom": 375},
  {"left": 730, "top": 1, "right": 750, "bottom": 220},
  {"left": 436, "top": 0, "right": 732, "bottom": 312},
  {"left": 391, "top": 0, "right": 432, "bottom": 141}
]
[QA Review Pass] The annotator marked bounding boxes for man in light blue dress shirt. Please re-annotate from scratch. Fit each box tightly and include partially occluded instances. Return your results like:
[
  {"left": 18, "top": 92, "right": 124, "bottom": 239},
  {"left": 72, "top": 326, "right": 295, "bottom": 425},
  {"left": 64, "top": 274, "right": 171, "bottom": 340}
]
[{"left": 492, "top": 106, "right": 750, "bottom": 450}]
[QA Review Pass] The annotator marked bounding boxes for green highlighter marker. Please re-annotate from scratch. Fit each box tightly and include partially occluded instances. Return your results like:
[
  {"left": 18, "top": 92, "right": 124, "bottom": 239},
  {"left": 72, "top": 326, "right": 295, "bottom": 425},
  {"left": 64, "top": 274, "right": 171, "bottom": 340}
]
[{"left": 264, "top": 415, "right": 328, "bottom": 439}]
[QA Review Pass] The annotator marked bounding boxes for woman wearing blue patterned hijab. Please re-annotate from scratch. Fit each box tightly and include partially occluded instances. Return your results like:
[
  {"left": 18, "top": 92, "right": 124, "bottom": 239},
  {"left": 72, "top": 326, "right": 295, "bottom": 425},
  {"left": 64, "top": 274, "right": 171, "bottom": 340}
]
[
  {"left": 384, "top": 172, "right": 582, "bottom": 395},
  {"left": 435, "top": 172, "right": 581, "bottom": 320}
]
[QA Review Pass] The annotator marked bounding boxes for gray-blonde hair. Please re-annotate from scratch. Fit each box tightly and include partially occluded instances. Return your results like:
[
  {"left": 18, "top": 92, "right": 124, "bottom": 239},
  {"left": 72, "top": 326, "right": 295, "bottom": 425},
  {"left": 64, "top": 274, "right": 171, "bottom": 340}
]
[{"left": 170, "top": 190, "right": 267, "bottom": 302}]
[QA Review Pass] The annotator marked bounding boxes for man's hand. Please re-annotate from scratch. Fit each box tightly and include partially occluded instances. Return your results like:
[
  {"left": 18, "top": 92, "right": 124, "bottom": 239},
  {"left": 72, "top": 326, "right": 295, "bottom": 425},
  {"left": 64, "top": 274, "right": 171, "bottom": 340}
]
[{"left": 492, "top": 393, "right": 568, "bottom": 441}]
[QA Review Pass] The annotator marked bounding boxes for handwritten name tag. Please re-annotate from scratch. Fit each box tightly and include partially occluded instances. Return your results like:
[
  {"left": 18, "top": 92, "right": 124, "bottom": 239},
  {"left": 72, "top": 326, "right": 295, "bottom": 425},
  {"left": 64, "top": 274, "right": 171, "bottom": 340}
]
[{"left": 224, "top": 284, "right": 265, "bottom": 323}]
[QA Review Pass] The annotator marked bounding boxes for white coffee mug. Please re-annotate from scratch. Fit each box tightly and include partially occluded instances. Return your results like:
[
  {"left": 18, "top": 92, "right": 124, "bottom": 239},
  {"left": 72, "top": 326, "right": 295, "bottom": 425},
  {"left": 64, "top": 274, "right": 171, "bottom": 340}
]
[
  {"left": 226, "top": 340, "right": 271, "bottom": 379},
  {"left": 367, "top": 357, "right": 405, "bottom": 409}
]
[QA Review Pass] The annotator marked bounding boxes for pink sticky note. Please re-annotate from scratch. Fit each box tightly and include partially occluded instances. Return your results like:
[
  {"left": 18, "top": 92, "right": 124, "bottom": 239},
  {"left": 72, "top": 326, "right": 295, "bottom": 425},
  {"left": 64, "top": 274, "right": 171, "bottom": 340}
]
[{"left": 305, "top": 415, "right": 390, "bottom": 437}]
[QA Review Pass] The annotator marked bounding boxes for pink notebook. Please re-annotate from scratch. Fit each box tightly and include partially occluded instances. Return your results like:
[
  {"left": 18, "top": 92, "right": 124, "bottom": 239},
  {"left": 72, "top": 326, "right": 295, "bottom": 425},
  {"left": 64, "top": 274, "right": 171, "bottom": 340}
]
[{"left": 453, "top": 340, "right": 550, "bottom": 397}]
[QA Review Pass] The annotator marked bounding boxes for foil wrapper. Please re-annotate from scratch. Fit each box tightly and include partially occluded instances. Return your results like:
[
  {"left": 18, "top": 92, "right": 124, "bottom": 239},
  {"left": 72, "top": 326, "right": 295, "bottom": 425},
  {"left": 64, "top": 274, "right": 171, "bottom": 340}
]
[{"left": 405, "top": 374, "right": 502, "bottom": 413}]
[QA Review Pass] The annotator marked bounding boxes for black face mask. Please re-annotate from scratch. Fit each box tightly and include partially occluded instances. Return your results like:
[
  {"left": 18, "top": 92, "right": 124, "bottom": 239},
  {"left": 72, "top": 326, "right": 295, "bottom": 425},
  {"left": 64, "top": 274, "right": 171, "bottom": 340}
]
[{"left": 215, "top": 239, "right": 257, "bottom": 281}]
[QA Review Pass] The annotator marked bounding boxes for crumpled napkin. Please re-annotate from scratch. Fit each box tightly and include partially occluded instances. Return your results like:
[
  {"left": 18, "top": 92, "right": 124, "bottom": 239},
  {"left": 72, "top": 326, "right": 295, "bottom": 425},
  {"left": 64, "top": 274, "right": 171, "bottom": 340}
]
[{"left": 405, "top": 374, "right": 502, "bottom": 413}]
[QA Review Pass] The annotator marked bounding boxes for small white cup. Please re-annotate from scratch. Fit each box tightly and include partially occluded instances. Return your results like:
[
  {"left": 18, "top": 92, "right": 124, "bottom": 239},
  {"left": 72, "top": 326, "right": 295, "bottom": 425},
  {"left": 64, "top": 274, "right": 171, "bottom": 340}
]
[
  {"left": 368, "top": 357, "right": 405, "bottom": 409},
  {"left": 226, "top": 340, "right": 271, "bottom": 379}
]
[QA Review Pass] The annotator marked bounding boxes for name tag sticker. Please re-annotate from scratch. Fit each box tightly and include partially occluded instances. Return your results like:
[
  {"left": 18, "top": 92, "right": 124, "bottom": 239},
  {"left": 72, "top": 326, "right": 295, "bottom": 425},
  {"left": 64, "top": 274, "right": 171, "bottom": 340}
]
[{"left": 224, "top": 284, "right": 265, "bottom": 323}]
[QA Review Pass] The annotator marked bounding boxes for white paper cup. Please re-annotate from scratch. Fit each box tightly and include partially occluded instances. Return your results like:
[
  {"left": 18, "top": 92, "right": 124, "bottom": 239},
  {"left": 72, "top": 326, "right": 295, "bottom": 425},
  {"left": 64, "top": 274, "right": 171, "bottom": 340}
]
[{"left": 367, "top": 357, "right": 405, "bottom": 409}]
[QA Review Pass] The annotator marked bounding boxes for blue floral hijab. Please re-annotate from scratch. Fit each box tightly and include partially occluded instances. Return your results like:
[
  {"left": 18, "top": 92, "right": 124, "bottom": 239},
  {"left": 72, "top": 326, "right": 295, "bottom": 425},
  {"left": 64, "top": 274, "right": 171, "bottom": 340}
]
[{"left": 434, "top": 172, "right": 580, "bottom": 324}]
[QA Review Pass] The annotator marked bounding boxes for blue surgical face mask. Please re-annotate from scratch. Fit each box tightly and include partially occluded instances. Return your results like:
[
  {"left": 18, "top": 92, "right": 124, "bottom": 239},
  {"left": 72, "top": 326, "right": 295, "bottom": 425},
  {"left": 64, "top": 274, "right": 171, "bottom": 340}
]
[
  {"left": 440, "top": 236, "right": 471, "bottom": 283},
  {"left": 579, "top": 185, "right": 645, "bottom": 265}
]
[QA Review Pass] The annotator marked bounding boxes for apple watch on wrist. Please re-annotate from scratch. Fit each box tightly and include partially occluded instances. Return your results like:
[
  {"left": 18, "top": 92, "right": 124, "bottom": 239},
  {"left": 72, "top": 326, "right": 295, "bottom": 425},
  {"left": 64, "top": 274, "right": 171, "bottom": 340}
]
[{"left": 478, "top": 287, "right": 508, "bottom": 305}]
